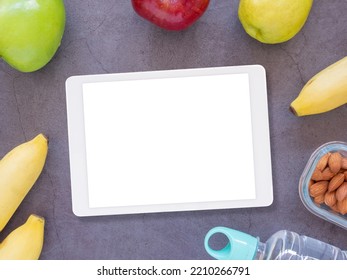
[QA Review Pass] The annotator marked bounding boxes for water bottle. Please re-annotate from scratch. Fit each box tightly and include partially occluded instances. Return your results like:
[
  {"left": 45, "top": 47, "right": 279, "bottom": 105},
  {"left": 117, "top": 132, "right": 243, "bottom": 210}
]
[{"left": 204, "top": 227, "right": 347, "bottom": 260}]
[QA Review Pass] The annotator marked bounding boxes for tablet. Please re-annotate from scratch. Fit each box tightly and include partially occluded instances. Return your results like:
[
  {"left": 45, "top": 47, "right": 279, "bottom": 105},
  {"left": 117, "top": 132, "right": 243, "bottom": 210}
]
[{"left": 66, "top": 65, "right": 273, "bottom": 217}]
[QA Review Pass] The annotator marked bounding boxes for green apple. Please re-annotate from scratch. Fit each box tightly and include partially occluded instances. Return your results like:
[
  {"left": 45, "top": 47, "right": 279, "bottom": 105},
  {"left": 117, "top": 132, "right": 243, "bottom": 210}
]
[
  {"left": 238, "top": 0, "right": 313, "bottom": 44},
  {"left": 0, "top": 0, "right": 65, "bottom": 72}
]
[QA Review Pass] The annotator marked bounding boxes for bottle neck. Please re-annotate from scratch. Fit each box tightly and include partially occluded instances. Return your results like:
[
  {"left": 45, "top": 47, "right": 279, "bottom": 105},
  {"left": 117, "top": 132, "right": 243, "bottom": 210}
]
[
  {"left": 254, "top": 235, "right": 347, "bottom": 260},
  {"left": 254, "top": 241, "right": 266, "bottom": 260}
]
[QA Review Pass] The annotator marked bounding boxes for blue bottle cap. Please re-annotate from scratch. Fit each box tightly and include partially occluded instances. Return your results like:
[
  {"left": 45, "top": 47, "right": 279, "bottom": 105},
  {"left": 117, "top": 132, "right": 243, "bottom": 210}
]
[{"left": 204, "top": 226, "right": 258, "bottom": 260}]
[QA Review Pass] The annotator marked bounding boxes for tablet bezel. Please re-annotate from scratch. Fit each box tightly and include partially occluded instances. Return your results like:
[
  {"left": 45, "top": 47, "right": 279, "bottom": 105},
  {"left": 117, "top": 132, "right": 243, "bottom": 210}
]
[{"left": 66, "top": 65, "right": 273, "bottom": 217}]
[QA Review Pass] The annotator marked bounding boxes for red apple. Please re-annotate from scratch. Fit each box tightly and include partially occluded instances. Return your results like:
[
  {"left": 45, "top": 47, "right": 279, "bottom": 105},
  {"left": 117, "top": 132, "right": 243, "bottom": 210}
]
[{"left": 132, "top": 0, "right": 210, "bottom": 31}]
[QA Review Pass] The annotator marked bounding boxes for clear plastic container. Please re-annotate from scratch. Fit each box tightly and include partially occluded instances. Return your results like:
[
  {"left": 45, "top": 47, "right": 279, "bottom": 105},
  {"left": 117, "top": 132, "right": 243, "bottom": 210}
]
[
  {"left": 299, "top": 141, "right": 347, "bottom": 230},
  {"left": 204, "top": 227, "right": 347, "bottom": 260}
]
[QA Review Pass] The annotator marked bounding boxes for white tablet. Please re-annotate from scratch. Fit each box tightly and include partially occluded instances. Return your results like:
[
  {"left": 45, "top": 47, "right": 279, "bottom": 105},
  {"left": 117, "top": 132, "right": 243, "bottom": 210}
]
[{"left": 66, "top": 65, "right": 273, "bottom": 217}]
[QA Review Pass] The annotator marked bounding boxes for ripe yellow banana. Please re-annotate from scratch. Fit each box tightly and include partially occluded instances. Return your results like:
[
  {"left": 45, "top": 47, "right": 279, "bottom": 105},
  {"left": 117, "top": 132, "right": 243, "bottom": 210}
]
[
  {"left": 290, "top": 56, "right": 347, "bottom": 116},
  {"left": 0, "top": 214, "right": 45, "bottom": 260},
  {"left": 0, "top": 134, "right": 48, "bottom": 232}
]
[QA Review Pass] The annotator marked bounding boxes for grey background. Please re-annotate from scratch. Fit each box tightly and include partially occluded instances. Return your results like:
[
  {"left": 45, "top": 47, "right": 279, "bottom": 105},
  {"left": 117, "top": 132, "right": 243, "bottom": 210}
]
[{"left": 0, "top": 0, "right": 346, "bottom": 259}]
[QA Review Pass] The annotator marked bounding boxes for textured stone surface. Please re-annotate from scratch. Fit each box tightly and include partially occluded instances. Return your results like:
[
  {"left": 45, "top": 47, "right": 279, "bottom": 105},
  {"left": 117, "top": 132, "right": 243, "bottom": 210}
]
[{"left": 0, "top": 0, "right": 346, "bottom": 259}]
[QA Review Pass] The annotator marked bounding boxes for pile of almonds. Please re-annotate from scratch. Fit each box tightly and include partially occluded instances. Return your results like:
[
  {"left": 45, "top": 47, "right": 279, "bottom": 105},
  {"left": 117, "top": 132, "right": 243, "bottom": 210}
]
[{"left": 309, "top": 151, "right": 347, "bottom": 215}]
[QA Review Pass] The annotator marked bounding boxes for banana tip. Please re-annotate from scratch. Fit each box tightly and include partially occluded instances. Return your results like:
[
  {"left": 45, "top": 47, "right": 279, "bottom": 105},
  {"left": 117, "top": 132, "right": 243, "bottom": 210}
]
[
  {"left": 28, "top": 214, "right": 45, "bottom": 224},
  {"left": 289, "top": 105, "right": 299, "bottom": 116},
  {"left": 37, "top": 133, "right": 49, "bottom": 144}
]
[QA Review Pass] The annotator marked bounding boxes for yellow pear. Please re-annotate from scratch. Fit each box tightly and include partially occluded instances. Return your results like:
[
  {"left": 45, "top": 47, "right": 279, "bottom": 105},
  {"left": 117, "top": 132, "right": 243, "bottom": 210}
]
[{"left": 238, "top": 0, "right": 313, "bottom": 44}]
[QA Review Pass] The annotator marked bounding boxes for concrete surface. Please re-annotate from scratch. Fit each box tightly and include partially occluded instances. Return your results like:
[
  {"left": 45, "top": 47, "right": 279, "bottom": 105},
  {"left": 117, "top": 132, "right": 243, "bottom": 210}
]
[{"left": 0, "top": 0, "right": 346, "bottom": 259}]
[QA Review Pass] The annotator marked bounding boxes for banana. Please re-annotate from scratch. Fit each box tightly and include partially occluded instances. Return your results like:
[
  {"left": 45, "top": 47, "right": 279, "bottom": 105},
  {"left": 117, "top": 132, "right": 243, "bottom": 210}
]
[
  {"left": 290, "top": 56, "right": 347, "bottom": 116},
  {"left": 0, "top": 134, "right": 48, "bottom": 232},
  {"left": 0, "top": 214, "right": 45, "bottom": 260}
]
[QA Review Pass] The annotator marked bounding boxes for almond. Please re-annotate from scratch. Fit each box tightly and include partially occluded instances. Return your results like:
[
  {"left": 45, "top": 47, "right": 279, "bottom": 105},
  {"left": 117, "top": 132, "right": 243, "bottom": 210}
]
[
  {"left": 309, "top": 181, "right": 328, "bottom": 197},
  {"left": 336, "top": 182, "right": 347, "bottom": 202},
  {"left": 321, "top": 167, "right": 335, "bottom": 180},
  {"left": 328, "top": 152, "right": 342, "bottom": 174},
  {"left": 316, "top": 153, "right": 331, "bottom": 171},
  {"left": 337, "top": 198, "right": 347, "bottom": 215},
  {"left": 314, "top": 194, "right": 325, "bottom": 204},
  {"left": 342, "top": 157, "right": 347, "bottom": 169},
  {"left": 328, "top": 173, "right": 344, "bottom": 192},
  {"left": 311, "top": 169, "right": 323, "bottom": 181},
  {"left": 344, "top": 170, "right": 347, "bottom": 181},
  {"left": 324, "top": 191, "right": 337, "bottom": 207},
  {"left": 330, "top": 204, "right": 340, "bottom": 213},
  {"left": 308, "top": 179, "right": 314, "bottom": 187}
]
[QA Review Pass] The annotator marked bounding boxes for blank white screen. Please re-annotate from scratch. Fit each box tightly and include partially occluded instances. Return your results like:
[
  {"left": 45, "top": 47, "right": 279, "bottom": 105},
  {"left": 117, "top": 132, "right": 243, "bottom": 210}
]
[{"left": 82, "top": 74, "right": 256, "bottom": 208}]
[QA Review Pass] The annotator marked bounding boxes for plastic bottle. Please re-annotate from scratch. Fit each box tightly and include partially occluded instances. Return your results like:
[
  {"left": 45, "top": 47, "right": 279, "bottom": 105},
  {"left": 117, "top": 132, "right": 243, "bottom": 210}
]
[{"left": 204, "top": 227, "right": 347, "bottom": 260}]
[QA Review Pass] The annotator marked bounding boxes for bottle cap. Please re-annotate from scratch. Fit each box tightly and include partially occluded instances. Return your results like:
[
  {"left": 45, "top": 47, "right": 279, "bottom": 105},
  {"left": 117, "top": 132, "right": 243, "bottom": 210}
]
[{"left": 204, "top": 226, "right": 258, "bottom": 260}]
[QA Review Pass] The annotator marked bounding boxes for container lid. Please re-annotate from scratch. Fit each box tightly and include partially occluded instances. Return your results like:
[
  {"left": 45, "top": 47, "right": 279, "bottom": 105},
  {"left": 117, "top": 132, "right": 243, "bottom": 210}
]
[{"left": 204, "top": 226, "right": 258, "bottom": 260}]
